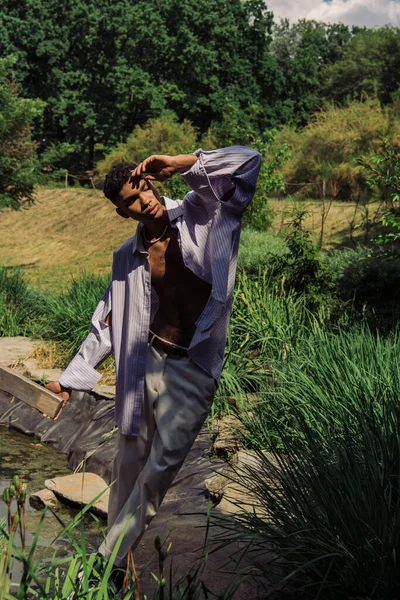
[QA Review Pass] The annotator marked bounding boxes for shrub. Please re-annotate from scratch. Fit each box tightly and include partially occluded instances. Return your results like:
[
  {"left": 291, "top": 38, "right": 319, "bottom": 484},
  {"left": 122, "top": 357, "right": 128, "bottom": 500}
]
[
  {"left": 96, "top": 113, "right": 197, "bottom": 200},
  {"left": 237, "top": 228, "right": 288, "bottom": 274},
  {"left": 279, "top": 99, "right": 400, "bottom": 202},
  {"left": 325, "top": 246, "right": 400, "bottom": 328}
]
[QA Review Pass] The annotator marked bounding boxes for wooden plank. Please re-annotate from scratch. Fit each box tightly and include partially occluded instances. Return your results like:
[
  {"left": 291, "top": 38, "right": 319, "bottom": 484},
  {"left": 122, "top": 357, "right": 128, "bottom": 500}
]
[{"left": 0, "top": 365, "right": 63, "bottom": 419}]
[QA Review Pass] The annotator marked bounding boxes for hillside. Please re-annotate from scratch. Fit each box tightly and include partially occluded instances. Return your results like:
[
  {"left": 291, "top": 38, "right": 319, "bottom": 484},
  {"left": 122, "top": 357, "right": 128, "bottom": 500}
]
[{"left": 0, "top": 186, "right": 381, "bottom": 290}]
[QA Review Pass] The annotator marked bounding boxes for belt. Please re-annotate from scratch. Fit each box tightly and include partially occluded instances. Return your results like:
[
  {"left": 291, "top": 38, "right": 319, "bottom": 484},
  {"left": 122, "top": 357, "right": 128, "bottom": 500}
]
[{"left": 148, "top": 331, "right": 188, "bottom": 357}]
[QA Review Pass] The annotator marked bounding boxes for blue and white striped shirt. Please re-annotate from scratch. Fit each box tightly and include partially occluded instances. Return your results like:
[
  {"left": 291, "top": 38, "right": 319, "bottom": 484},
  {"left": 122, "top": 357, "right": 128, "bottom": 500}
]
[{"left": 59, "top": 146, "right": 261, "bottom": 435}]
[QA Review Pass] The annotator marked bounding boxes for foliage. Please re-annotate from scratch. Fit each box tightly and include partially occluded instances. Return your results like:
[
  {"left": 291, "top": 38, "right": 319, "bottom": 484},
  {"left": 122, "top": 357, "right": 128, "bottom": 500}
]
[
  {"left": 0, "top": 267, "right": 48, "bottom": 337},
  {"left": 0, "top": 0, "right": 274, "bottom": 170},
  {"left": 237, "top": 228, "right": 288, "bottom": 274},
  {"left": 357, "top": 137, "right": 400, "bottom": 244},
  {"left": 97, "top": 113, "right": 197, "bottom": 199},
  {"left": 0, "top": 56, "right": 44, "bottom": 209},
  {"left": 43, "top": 273, "right": 111, "bottom": 359},
  {"left": 2, "top": 0, "right": 400, "bottom": 176},
  {"left": 0, "top": 476, "right": 243, "bottom": 599},
  {"left": 243, "top": 131, "right": 291, "bottom": 231},
  {"left": 327, "top": 246, "right": 400, "bottom": 329},
  {"left": 213, "top": 269, "right": 321, "bottom": 417},
  {"left": 269, "top": 20, "right": 352, "bottom": 126},
  {"left": 321, "top": 26, "right": 400, "bottom": 106},
  {"left": 40, "top": 142, "right": 78, "bottom": 179},
  {"left": 279, "top": 99, "right": 400, "bottom": 202},
  {"left": 214, "top": 324, "right": 400, "bottom": 599}
]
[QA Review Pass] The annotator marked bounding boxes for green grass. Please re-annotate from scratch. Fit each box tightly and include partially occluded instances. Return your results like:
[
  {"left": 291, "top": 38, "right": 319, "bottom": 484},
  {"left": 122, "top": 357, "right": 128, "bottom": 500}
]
[
  {"left": 1, "top": 477, "right": 244, "bottom": 599},
  {"left": 212, "top": 323, "right": 400, "bottom": 599},
  {"left": 237, "top": 228, "right": 288, "bottom": 274}
]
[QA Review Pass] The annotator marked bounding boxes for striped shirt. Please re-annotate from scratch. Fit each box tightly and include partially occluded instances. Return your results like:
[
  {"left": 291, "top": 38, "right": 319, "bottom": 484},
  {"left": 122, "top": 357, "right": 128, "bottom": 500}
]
[{"left": 59, "top": 146, "right": 261, "bottom": 435}]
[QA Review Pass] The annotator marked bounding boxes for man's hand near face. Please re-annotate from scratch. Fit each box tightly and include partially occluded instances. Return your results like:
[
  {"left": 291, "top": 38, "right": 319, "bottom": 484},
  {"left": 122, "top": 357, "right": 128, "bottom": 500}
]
[
  {"left": 45, "top": 381, "right": 71, "bottom": 419},
  {"left": 130, "top": 154, "right": 198, "bottom": 186}
]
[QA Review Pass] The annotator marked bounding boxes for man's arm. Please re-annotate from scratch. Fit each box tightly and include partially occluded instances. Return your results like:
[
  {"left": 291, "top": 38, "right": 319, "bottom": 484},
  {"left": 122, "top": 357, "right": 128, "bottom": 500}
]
[
  {"left": 45, "top": 284, "right": 113, "bottom": 417},
  {"left": 130, "top": 147, "right": 261, "bottom": 214}
]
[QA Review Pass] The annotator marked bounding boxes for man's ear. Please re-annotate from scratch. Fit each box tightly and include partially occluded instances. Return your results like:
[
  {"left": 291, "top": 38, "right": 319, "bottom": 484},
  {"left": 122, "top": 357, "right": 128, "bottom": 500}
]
[{"left": 116, "top": 207, "right": 129, "bottom": 219}]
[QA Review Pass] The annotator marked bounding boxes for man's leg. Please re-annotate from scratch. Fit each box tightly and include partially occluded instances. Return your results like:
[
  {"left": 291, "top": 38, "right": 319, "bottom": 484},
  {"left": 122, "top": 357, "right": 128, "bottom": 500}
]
[
  {"left": 99, "top": 346, "right": 215, "bottom": 566},
  {"left": 99, "top": 345, "right": 163, "bottom": 562}
]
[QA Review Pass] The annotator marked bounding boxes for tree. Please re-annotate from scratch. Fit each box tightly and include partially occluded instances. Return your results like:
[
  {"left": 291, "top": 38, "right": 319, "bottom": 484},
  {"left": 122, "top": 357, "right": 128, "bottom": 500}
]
[
  {"left": 97, "top": 113, "right": 198, "bottom": 199},
  {"left": 321, "top": 27, "right": 400, "bottom": 106},
  {"left": 0, "top": 0, "right": 275, "bottom": 170},
  {"left": 278, "top": 99, "right": 400, "bottom": 202},
  {"left": 268, "top": 20, "right": 352, "bottom": 127},
  {"left": 0, "top": 57, "right": 44, "bottom": 209}
]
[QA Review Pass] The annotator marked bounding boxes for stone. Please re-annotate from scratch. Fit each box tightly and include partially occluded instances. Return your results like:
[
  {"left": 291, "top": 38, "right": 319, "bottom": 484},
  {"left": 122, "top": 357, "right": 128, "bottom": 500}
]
[
  {"left": 45, "top": 472, "right": 109, "bottom": 518},
  {"left": 92, "top": 384, "right": 115, "bottom": 398},
  {"left": 0, "top": 337, "right": 35, "bottom": 367},
  {"left": 22, "top": 359, "right": 64, "bottom": 384},
  {"left": 211, "top": 414, "right": 243, "bottom": 458},
  {"left": 29, "top": 489, "right": 60, "bottom": 511},
  {"left": 205, "top": 450, "right": 278, "bottom": 517},
  {"left": 204, "top": 469, "right": 233, "bottom": 500}
]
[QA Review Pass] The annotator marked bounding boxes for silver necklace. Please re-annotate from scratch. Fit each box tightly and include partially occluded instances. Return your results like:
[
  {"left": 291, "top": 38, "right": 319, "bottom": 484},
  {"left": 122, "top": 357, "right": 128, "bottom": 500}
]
[{"left": 142, "top": 223, "right": 169, "bottom": 244}]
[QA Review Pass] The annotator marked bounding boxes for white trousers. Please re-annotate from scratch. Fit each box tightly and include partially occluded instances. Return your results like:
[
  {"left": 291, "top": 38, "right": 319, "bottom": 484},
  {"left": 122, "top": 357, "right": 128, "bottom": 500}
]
[{"left": 98, "top": 344, "right": 216, "bottom": 566}]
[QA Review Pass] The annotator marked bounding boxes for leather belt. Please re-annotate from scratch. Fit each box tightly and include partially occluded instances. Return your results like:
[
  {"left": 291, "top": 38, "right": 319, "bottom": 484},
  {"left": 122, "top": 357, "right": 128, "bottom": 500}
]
[{"left": 148, "top": 332, "right": 188, "bottom": 357}]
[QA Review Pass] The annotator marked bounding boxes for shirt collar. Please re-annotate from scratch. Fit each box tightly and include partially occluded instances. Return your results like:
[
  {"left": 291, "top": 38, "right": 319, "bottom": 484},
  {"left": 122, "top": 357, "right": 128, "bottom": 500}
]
[
  {"left": 131, "top": 197, "right": 184, "bottom": 255},
  {"left": 164, "top": 196, "right": 184, "bottom": 222}
]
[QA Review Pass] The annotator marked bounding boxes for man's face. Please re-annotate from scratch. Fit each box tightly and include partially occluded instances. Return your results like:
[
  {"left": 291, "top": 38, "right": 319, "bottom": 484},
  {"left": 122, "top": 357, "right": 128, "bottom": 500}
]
[{"left": 111, "top": 178, "right": 166, "bottom": 223}]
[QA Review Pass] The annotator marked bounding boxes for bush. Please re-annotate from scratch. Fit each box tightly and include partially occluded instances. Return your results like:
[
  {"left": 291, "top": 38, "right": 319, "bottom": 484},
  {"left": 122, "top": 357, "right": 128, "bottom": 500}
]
[
  {"left": 237, "top": 228, "right": 288, "bottom": 274},
  {"left": 325, "top": 246, "right": 400, "bottom": 328},
  {"left": 279, "top": 99, "right": 400, "bottom": 202},
  {"left": 96, "top": 113, "right": 197, "bottom": 200},
  {"left": 0, "top": 56, "right": 44, "bottom": 210}
]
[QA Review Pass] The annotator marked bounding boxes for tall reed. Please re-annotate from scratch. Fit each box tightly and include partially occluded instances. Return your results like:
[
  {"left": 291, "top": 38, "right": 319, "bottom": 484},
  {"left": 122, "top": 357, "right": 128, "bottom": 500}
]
[{"left": 215, "top": 323, "right": 400, "bottom": 599}]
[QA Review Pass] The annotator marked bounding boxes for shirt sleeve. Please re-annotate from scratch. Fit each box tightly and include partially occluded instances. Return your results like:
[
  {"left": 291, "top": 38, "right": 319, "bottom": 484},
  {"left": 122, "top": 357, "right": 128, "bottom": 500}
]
[
  {"left": 181, "top": 146, "right": 261, "bottom": 215},
  {"left": 58, "top": 284, "right": 112, "bottom": 391}
]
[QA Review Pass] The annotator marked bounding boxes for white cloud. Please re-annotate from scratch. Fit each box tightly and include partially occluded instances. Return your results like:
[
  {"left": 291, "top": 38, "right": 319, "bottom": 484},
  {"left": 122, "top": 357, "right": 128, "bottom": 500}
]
[{"left": 267, "top": 0, "right": 400, "bottom": 28}]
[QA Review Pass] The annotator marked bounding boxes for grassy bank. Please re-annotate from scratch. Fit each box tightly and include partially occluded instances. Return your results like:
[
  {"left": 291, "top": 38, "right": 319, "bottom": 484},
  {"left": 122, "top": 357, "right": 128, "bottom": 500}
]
[{"left": 0, "top": 186, "right": 384, "bottom": 289}]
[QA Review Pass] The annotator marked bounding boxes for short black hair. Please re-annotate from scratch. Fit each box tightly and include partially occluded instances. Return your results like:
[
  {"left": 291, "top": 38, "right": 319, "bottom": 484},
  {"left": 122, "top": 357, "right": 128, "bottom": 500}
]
[{"left": 103, "top": 162, "right": 137, "bottom": 201}]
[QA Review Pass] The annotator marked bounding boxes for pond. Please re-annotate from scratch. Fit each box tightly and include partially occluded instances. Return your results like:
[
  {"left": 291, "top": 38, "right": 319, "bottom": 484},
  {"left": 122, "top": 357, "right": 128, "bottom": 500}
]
[{"left": 0, "top": 425, "right": 105, "bottom": 584}]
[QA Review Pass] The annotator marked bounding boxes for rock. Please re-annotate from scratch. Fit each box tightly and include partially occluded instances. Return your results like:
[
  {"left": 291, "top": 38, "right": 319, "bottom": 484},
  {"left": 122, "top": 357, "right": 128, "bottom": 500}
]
[
  {"left": 22, "top": 359, "right": 63, "bottom": 384},
  {"left": 29, "top": 489, "right": 60, "bottom": 510},
  {"left": 92, "top": 384, "right": 115, "bottom": 399},
  {"left": 45, "top": 472, "right": 109, "bottom": 518},
  {"left": 21, "top": 358, "right": 115, "bottom": 397},
  {"left": 211, "top": 414, "right": 243, "bottom": 458},
  {"left": 205, "top": 449, "right": 278, "bottom": 516},
  {"left": 204, "top": 469, "right": 233, "bottom": 500},
  {"left": 0, "top": 337, "right": 35, "bottom": 367}
]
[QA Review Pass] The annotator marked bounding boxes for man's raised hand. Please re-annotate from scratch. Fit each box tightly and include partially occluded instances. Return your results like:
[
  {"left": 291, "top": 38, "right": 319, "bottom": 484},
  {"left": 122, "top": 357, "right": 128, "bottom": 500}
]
[
  {"left": 130, "top": 155, "right": 177, "bottom": 187},
  {"left": 130, "top": 154, "right": 198, "bottom": 188}
]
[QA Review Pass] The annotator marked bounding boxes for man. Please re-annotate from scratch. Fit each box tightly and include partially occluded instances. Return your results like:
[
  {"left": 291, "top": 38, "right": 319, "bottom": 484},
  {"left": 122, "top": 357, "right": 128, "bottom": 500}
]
[{"left": 47, "top": 146, "right": 261, "bottom": 575}]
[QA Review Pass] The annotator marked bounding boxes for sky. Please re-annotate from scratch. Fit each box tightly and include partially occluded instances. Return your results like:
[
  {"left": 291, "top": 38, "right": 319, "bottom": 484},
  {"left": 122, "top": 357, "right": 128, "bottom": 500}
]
[{"left": 267, "top": 0, "right": 400, "bottom": 28}]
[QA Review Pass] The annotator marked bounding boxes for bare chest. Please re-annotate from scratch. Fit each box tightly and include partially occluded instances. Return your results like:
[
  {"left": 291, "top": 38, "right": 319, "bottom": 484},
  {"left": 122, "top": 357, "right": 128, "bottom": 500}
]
[{"left": 146, "top": 230, "right": 211, "bottom": 333}]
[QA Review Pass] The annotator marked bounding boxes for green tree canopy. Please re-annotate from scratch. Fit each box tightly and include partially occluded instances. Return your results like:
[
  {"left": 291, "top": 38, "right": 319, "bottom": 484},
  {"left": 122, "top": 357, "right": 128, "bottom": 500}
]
[
  {"left": 321, "top": 27, "right": 400, "bottom": 105},
  {"left": 0, "top": 0, "right": 275, "bottom": 170},
  {"left": 268, "top": 20, "right": 352, "bottom": 126}
]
